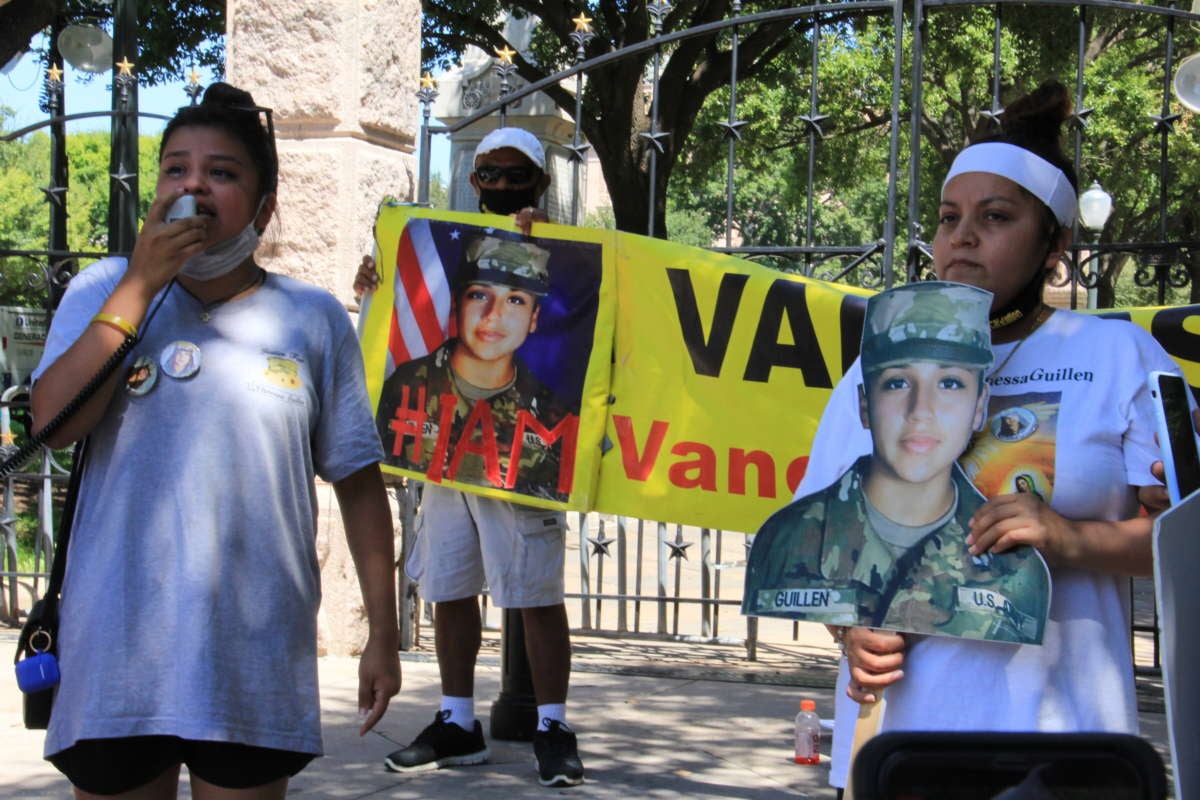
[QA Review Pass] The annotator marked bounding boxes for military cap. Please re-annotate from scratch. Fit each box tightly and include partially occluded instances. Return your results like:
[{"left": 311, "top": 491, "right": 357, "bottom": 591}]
[
  {"left": 860, "top": 281, "right": 994, "bottom": 373},
  {"left": 460, "top": 235, "right": 552, "bottom": 295}
]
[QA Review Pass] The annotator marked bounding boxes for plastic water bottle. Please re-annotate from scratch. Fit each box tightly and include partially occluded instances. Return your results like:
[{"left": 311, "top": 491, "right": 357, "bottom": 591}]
[{"left": 793, "top": 698, "right": 820, "bottom": 764}]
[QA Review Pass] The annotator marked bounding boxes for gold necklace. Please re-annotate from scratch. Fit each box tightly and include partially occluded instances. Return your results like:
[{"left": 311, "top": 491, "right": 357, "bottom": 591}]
[
  {"left": 989, "top": 305, "right": 1051, "bottom": 379},
  {"left": 185, "top": 267, "right": 266, "bottom": 322}
]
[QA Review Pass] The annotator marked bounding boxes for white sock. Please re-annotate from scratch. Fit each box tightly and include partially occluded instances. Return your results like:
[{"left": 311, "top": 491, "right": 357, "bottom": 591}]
[
  {"left": 440, "top": 696, "right": 476, "bottom": 730},
  {"left": 537, "top": 703, "right": 567, "bottom": 732}
]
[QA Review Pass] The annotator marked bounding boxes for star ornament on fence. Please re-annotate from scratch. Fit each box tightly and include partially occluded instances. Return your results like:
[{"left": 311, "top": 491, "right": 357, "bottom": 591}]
[
  {"left": 492, "top": 45, "right": 519, "bottom": 86},
  {"left": 114, "top": 56, "right": 137, "bottom": 101},
  {"left": 718, "top": 119, "right": 749, "bottom": 141},
  {"left": 978, "top": 105, "right": 1005, "bottom": 126},
  {"left": 666, "top": 536, "right": 692, "bottom": 561},
  {"left": 566, "top": 141, "right": 592, "bottom": 163},
  {"left": 416, "top": 72, "right": 439, "bottom": 105},
  {"left": 1150, "top": 112, "right": 1181, "bottom": 134},
  {"left": 588, "top": 534, "right": 615, "bottom": 557},
  {"left": 40, "top": 185, "right": 67, "bottom": 208},
  {"left": 110, "top": 163, "right": 136, "bottom": 194},
  {"left": 1068, "top": 106, "right": 1094, "bottom": 130},
  {"left": 570, "top": 12, "right": 596, "bottom": 52},
  {"left": 186, "top": 67, "right": 204, "bottom": 103},
  {"left": 639, "top": 129, "right": 670, "bottom": 154},
  {"left": 797, "top": 113, "right": 830, "bottom": 139}
]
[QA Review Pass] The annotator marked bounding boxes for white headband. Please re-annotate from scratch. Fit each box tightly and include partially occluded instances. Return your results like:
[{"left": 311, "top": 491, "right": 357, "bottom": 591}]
[{"left": 943, "top": 142, "right": 1077, "bottom": 227}]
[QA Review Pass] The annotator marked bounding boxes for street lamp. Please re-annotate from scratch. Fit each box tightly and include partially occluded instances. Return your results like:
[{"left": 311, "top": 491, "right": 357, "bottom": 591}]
[
  {"left": 1078, "top": 182, "right": 1114, "bottom": 233},
  {"left": 1077, "top": 182, "right": 1113, "bottom": 309},
  {"left": 57, "top": 23, "right": 113, "bottom": 73}
]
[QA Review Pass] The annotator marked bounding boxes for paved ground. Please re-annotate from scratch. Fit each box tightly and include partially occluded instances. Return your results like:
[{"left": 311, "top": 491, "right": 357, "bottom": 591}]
[{"left": 0, "top": 628, "right": 1173, "bottom": 799}]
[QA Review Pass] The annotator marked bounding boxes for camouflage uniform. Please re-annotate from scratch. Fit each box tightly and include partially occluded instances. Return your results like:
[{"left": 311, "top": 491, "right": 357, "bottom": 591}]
[
  {"left": 376, "top": 340, "right": 574, "bottom": 501},
  {"left": 376, "top": 234, "right": 577, "bottom": 502},
  {"left": 742, "top": 281, "right": 1050, "bottom": 643},
  {"left": 741, "top": 455, "right": 1049, "bottom": 643}
]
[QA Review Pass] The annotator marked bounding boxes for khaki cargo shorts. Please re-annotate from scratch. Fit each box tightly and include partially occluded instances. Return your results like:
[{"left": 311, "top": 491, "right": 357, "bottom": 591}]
[{"left": 406, "top": 482, "right": 566, "bottom": 608}]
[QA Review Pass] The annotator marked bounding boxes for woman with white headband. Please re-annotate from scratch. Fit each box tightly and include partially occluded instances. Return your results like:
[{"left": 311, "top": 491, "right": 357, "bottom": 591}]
[{"left": 795, "top": 80, "right": 1180, "bottom": 794}]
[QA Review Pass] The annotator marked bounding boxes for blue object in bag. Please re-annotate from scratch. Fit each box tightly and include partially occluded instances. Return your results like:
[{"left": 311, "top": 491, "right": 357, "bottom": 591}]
[{"left": 15, "top": 650, "right": 60, "bottom": 693}]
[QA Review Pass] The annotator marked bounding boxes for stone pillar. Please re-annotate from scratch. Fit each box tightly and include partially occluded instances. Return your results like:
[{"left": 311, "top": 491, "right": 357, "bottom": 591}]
[
  {"left": 225, "top": 0, "right": 419, "bottom": 656},
  {"left": 226, "top": 0, "right": 419, "bottom": 304}
]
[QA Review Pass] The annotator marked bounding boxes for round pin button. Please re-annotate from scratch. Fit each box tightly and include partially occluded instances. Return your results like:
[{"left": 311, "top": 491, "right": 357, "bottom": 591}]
[
  {"left": 161, "top": 341, "right": 201, "bottom": 379},
  {"left": 124, "top": 355, "right": 158, "bottom": 396}
]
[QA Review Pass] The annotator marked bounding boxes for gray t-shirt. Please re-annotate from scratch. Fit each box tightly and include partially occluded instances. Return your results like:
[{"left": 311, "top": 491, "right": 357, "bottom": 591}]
[{"left": 35, "top": 257, "right": 383, "bottom": 756}]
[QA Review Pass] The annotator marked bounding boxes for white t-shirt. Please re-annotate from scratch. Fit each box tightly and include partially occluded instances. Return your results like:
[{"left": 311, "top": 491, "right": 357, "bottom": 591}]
[
  {"left": 797, "top": 309, "right": 1178, "bottom": 789},
  {"left": 34, "top": 258, "right": 383, "bottom": 757}
]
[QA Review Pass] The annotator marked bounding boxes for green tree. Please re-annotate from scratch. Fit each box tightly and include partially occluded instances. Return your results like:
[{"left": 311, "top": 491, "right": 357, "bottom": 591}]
[
  {"left": 1, "top": 111, "right": 160, "bottom": 305},
  {"left": 424, "top": 1, "right": 811, "bottom": 238},
  {"left": 428, "top": 171, "right": 450, "bottom": 210},
  {"left": 668, "top": 4, "right": 1200, "bottom": 304},
  {"left": 1, "top": 1, "right": 223, "bottom": 85}
]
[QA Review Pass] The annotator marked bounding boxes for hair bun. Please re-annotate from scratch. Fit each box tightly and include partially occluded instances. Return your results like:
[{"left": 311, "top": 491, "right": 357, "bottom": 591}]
[
  {"left": 201, "top": 81, "right": 257, "bottom": 110},
  {"left": 1002, "top": 79, "right": 1072, "bottom": 145}
]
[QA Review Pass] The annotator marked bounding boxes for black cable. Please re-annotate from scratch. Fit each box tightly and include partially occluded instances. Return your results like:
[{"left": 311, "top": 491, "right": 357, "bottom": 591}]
[{"left": 0, "top": 278, "right": 176, "bottom": 480}]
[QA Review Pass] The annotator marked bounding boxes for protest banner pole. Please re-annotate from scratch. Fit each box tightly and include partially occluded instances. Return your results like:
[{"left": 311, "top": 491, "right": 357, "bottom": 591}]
[{"left": 843, "top": 693, "right": 886, "bottom": 800}]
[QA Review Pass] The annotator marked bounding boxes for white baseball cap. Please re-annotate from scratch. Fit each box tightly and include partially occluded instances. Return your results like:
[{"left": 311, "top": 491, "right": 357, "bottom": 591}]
[{"left": 474, "top": 127, "right": 546, "bottom": 170}]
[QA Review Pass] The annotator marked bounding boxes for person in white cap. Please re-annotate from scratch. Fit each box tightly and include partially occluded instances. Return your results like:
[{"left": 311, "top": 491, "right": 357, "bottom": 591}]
[
  {"left": 468, "top": 127, "right": 552, "bottom": 223},
  {"left": 361, "top": 127, "right": 583, "bottom": 788},
  {"left": 353, "top": 127, "right": 552, "bottom": 295}
]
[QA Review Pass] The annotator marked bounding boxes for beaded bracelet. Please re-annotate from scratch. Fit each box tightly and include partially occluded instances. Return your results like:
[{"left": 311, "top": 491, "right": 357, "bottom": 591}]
[{"left": 91, "top": 313, "right": 138, "bottom": 338}]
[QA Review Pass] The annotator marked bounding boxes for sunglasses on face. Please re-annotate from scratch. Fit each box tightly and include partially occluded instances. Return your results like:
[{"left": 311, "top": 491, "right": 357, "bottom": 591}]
[{"left": 474, "top": 165, "right": 539, "bottom": 185}]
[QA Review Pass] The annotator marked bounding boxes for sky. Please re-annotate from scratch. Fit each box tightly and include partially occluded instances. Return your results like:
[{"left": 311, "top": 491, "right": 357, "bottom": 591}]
[{"left": 2, "top": 36, "right": 220, "bottom": 137}]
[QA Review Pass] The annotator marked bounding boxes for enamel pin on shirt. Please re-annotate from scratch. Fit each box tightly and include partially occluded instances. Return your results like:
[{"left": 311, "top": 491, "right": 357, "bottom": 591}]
[
  {"left": 161, "top": 341, "right": 202, "bottom": 379},
  {"left": 124, "top": 355, "right": 158, "bottom": 396}
]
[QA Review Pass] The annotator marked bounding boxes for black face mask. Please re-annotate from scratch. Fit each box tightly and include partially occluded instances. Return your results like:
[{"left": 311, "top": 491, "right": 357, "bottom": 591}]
[{"left": 478, "top": 186, "right": 540, "bottom": 216}]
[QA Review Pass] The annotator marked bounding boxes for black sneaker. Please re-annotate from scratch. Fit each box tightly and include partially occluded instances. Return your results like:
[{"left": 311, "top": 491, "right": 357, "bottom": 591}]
[
  {"left": 384, "top": 710, "right": 490, "bottom": 772},
  {"left": 533, "top": 719, "right": 585, "bottom": 787}
]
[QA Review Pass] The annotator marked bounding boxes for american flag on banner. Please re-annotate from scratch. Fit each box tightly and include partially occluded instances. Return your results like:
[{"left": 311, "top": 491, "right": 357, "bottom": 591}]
[{"left": 385, "top": 218, "right": 452, "bottom": 377}]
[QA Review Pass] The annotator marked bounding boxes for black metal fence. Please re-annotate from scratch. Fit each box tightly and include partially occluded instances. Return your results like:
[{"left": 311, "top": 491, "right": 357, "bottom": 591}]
[{"left": 3, "top": 1, "right": 1190, "bottom": 672}]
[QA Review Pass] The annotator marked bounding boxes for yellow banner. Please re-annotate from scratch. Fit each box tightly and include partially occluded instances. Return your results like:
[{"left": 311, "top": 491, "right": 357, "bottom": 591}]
[
  {"left": 598, "top": 234, "right": 871, "bottom": 531},
  {"left": 363, "top": 206, "right": 1200, "bottom": 532}
]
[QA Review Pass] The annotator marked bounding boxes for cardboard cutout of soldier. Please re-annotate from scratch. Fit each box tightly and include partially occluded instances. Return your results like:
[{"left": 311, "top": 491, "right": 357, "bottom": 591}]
[
  {"left": 742, "top": 281, "right": 1051, "bottom": 644},
  {"left": 375, "top": 234, "right": 577, "bottom": 501}
]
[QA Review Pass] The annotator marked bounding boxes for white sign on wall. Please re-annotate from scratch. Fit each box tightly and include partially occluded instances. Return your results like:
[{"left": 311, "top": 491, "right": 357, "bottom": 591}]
[{"left": 0, "top": 306, "right": 49, "bottom": 388}]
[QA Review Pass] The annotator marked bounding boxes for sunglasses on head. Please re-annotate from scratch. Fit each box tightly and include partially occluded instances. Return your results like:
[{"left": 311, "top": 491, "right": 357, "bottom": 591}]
[{"left": 474, "top": 165, "right": 539, "bottom": 185}]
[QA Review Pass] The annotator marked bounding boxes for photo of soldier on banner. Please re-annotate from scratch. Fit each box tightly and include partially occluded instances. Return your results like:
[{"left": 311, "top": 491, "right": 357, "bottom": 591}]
[
  {"left": 362, "top": 205, "right": 1200, "bottom": 532},
  {"left": 742, "top": 281, "right": 1051, "bottom": 644},
  {"left": 368, "top": 211, "right": 605, "bottom": 506}
]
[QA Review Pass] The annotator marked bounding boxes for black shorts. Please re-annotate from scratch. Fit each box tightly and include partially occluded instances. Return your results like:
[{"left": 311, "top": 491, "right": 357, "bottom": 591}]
[{"left": 48, "top": 736, "right": 316, "bottom": 796}]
